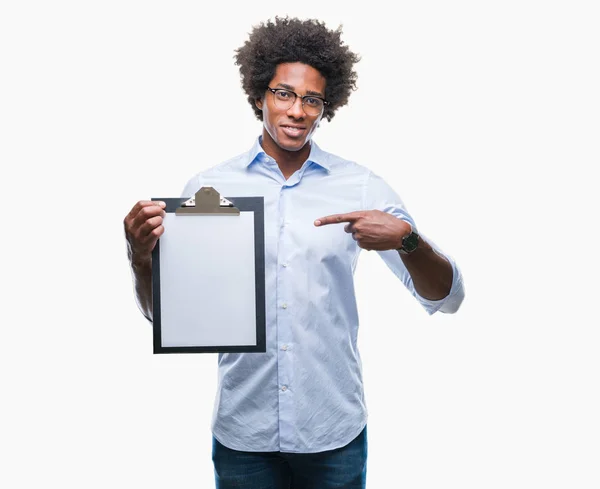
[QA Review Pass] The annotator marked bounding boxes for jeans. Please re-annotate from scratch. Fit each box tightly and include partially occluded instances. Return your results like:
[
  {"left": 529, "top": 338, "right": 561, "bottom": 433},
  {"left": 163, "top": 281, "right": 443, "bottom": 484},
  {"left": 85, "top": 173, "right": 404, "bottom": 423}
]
[{"left": 212, "top": 426, "right": 368, "bottom": 489}]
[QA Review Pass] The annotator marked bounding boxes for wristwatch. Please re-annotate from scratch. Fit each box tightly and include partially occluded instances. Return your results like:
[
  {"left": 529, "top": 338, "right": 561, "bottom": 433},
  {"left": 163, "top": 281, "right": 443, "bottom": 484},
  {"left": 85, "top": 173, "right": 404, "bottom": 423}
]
[{"left": 398, "top": 230, "right": 419, "bottom": 255}]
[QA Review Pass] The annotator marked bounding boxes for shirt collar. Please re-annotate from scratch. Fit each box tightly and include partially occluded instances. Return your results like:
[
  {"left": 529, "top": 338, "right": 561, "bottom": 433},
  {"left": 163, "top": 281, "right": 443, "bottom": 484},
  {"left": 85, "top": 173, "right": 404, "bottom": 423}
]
[{"left": 245, "top": 136, "right": 331, "bottom": 172}]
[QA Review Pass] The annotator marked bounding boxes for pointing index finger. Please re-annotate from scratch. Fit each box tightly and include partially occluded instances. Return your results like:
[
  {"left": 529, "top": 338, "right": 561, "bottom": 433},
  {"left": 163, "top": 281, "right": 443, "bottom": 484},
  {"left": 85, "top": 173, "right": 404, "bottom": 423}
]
[{"left": 314, "top": 211, "right": 363, "bottom": 226}]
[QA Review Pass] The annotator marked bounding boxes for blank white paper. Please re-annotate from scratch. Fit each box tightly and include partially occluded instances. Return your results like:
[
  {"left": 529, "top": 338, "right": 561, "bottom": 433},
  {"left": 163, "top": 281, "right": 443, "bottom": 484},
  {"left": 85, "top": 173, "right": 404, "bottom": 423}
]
[{"left": 159, "top": 211, "right": 257, "bottom": 347}]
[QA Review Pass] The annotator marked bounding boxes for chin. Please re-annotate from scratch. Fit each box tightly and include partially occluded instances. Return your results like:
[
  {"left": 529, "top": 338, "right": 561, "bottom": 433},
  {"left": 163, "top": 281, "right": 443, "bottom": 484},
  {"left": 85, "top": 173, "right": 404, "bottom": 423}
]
[
  {"left": 278, "top": 136, "right": 311, "bottom": 152},
  {"left": 279, "top": 142, "right": 305, "bottom": 152}
]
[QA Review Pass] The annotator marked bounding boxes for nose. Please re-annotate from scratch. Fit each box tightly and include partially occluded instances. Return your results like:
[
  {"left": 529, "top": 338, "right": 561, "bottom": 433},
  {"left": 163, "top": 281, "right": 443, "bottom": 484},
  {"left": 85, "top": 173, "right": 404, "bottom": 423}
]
[{"left": 286, "top": 97, "right": 306, "bottom": 118}]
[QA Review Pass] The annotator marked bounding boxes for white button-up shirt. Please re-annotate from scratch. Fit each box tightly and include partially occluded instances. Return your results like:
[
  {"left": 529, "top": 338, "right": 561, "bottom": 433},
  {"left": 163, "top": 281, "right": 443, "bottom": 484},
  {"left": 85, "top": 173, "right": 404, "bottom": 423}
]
[{"left": 181, "top": 137, "right": 465, "bottom": 453}]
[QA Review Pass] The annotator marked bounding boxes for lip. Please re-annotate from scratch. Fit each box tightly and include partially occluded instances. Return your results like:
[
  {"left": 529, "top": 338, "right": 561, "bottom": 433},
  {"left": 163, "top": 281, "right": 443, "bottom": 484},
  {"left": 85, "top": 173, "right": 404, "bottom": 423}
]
[{"left": 280, "top": 124, "right": 306, "bottom": 138}]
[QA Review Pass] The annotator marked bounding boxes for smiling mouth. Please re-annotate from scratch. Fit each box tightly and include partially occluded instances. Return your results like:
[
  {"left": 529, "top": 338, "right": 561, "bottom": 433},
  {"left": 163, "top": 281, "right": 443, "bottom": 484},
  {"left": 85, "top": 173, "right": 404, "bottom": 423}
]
[{"left": 281, "top": 125, "right": 305, "bottom": 137}]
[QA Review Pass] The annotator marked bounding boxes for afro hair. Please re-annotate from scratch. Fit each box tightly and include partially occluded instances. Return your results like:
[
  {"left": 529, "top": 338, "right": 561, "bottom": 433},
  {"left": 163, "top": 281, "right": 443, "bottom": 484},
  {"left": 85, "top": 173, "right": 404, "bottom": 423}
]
[{"left": 234, "top": 16, "right": 360, "bottom": 122}]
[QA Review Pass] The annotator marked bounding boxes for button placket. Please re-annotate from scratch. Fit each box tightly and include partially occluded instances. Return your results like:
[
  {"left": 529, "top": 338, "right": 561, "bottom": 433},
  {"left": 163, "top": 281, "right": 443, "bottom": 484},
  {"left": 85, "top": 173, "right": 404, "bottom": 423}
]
[{"left": 276, "top": 185, "right": 292, "bottom": 419}]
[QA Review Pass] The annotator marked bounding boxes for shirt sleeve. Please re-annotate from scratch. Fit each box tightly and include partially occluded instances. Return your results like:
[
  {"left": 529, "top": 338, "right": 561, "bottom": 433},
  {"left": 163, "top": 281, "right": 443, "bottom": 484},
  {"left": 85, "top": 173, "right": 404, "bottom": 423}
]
[
  {"left": 180, "top": 174, "right": 203, "bottom": 198},
  {"left": 363, "top": 171, "right": 465, "bottom": 315}
]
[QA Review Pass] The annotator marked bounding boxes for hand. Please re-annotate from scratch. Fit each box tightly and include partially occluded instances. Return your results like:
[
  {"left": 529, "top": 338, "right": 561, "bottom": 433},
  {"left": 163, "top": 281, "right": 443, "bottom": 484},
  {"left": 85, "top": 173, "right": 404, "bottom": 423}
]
[
  {"left": 123, "top": 200, "right": 166, "bottom": 264},
  {"left": 314, "top": 210, "right": 411, "bottom": 251}
]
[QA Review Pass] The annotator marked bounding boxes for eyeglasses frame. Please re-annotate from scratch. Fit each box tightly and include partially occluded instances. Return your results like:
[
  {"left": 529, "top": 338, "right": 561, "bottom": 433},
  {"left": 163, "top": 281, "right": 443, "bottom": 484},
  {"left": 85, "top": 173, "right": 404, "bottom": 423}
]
[{"left": 266, "top": 87, "right": 329, "bottom": 114}]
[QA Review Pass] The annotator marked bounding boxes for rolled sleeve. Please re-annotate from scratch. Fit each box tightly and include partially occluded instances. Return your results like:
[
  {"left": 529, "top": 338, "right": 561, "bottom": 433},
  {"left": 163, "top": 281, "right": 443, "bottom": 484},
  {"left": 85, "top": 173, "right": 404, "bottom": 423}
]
[
  {"left": 410, "top": 245, "right": 465, "bottom": 314},
  {"left": 365, "top": 171, "right": 465, "bottom": 315}
]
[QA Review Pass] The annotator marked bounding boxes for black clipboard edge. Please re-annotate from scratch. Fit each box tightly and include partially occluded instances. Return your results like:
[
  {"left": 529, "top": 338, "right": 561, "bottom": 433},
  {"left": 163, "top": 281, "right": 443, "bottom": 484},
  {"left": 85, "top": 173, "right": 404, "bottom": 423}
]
[{"left": 151, "top": 197, "right": 266, "bottom": 354}]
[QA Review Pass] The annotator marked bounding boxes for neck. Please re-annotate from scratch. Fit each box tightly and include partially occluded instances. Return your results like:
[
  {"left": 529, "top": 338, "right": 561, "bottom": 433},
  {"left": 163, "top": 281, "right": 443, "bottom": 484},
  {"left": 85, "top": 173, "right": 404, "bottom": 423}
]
[
  {"left": 260, "top": 132, "right": 312, "bottom": 179},
  {"left": 276, "top": 153, "right": 309, "bottom": 179}
]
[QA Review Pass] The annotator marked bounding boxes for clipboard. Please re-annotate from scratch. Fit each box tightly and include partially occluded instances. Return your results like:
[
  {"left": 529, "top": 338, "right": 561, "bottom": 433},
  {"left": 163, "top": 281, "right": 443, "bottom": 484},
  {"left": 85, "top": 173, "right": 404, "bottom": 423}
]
[{"left": 151, "top": 187, "right": 266, "bottom": 354}]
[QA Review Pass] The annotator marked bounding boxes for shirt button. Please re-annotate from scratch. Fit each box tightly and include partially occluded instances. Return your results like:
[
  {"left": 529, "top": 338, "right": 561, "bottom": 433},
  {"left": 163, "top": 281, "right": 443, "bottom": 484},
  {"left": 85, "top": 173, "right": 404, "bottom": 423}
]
[
  {"left": 282, "top": 344, "right": 288, "bottom": 351},
  {"left": 282, "top": 263, "right": 288, "bottom": 268},
  {"left": 282, "top": 303, "right": 288, "bottom": 309},
  {"left": 281, "top": 385, "right": 287, "bottom": 391}
]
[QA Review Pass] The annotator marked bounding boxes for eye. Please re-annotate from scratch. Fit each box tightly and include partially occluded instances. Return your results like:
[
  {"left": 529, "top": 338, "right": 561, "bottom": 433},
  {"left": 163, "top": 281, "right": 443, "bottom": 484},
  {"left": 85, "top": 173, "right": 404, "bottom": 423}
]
[
  {"left": 275, "top": 90, "right": 292, "bottom": 100},
  {"left": 304, "top": 97, "right": 322, "bottom": 108}
]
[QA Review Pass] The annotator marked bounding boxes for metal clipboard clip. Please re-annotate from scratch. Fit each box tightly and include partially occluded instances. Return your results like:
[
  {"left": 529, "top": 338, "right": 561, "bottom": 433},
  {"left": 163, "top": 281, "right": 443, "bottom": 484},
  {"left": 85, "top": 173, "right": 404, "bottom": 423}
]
[{"left": 175, "top": 186, "right": 240, "bottom": 216}]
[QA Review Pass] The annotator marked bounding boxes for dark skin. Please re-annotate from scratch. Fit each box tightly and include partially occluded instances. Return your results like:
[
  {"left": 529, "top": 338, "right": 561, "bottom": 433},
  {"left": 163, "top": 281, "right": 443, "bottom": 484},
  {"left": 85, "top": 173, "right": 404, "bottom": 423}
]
[
  {"left": 314, "top": 211, "right": 453, "bottom": 300},
  {"left": 255, "top": 63, "right": 325, "bottom": 178},
  {"left": 124, "top": 200, "right": 165, "bottom": 320},
  {"left": 124, "top": 61, "right": 452, "bottom": 321}
]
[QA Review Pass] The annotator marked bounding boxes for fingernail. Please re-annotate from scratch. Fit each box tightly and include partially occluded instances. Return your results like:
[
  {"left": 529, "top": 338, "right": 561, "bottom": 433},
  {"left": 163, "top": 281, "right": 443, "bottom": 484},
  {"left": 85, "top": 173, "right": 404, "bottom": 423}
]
[{"left": 314, "top": 220, "right": 321, "bottom": 226}]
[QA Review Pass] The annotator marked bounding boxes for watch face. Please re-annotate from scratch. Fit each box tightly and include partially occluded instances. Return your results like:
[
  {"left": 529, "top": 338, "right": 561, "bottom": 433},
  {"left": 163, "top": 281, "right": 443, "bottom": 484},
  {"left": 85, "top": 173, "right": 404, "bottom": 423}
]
[{"left": 401, "top": 232, "right": 419, "bottom": 253}]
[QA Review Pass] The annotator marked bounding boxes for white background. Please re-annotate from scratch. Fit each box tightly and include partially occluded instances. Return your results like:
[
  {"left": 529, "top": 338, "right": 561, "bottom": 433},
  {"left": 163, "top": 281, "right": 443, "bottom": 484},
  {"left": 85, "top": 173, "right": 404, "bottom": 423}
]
[{"left": 1, "top": 1, "right": 599, "bottom": 488}]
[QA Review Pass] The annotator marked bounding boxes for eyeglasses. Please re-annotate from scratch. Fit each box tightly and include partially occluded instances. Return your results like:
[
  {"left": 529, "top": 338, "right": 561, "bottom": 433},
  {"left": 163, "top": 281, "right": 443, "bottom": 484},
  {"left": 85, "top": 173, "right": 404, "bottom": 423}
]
[{"left": 267, "top": 87, "right": 329, "bottom": 116}]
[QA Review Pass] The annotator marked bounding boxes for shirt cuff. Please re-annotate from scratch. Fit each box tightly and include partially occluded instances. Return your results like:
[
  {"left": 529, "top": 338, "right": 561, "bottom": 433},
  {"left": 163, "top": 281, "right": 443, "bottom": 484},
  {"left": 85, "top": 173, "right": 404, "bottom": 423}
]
[{"left": 416, "top": 256, "right": 465, "bottom": 315}]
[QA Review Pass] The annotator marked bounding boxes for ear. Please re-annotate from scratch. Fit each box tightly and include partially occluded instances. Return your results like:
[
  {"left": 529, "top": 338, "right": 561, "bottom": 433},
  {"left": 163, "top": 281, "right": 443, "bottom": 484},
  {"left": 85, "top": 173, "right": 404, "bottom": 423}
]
[{"left": 255, "top": 97, "right": 263, "bottom": 110}]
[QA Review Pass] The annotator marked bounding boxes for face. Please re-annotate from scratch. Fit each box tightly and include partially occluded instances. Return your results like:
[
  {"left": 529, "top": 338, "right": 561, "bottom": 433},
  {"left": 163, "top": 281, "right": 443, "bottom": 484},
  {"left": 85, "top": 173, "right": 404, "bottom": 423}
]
[{"left": 255, "top": 62, "right": 326, "bottom": 157}]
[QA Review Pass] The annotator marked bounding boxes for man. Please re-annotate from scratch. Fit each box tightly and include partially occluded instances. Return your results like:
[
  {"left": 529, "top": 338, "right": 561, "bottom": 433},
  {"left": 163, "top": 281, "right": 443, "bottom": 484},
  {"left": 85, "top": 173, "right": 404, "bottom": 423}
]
[{"left": 124, "top": 16, "right": 464, "bottom": 489}]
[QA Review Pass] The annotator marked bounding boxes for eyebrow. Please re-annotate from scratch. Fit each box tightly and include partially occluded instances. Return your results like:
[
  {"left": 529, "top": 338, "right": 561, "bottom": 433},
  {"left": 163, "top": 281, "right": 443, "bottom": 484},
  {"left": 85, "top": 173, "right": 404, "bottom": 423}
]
[{"left": 275, "top": 83, "right": 324, "bottom": 98}]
